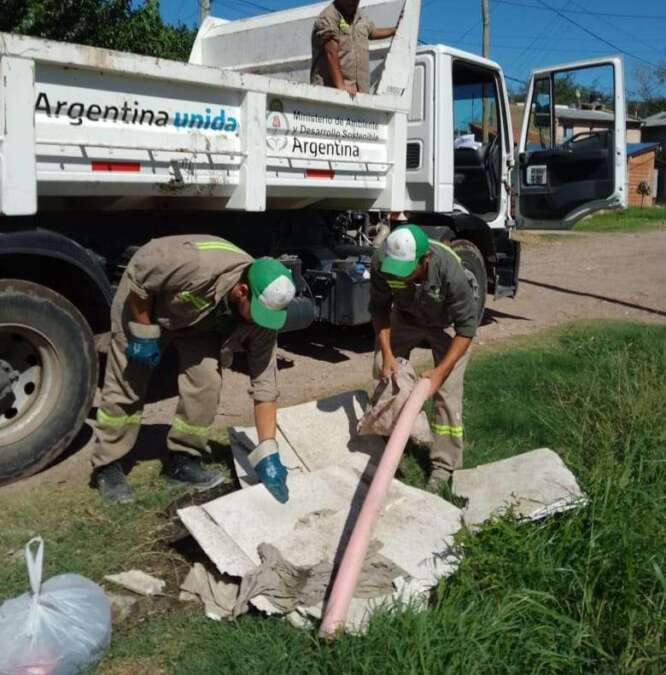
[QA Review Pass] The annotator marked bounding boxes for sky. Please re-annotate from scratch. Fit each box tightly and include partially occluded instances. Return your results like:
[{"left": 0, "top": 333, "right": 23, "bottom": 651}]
[{"left": 153, "top": 0, "right": 666, "bottom": 96}]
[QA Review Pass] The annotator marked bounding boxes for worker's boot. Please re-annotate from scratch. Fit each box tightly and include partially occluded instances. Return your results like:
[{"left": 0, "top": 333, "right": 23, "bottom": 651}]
[
  {"left": 164, "top": 452, "right": 225, "bottom": 492},
  {"left": 94, "top": 461, "right": 135, "bottom": 504}
]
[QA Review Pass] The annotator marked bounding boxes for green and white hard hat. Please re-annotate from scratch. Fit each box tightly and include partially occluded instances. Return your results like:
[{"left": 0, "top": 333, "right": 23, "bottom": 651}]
[
  {"left": 381, "top": 224, "right": 430, "bottom": 277},
  {"left": 248, "top": 258, "right": 296, "bottom": 330}
]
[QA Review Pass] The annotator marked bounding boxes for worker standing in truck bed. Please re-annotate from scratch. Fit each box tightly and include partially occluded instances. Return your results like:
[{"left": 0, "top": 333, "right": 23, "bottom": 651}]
[
  {"left": 311, "top": 0, "right": 401, "bottom": 95},
  {"left": 91, "top": 235, "right": 295, "bottom": 505},
  {"left": 369, "top": 224, "right": 478, "bottom": 492}
]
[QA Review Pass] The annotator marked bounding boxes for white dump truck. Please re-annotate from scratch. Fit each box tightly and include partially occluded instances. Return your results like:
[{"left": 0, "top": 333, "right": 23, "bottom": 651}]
[{"left": 0, "top": 0, "right": 626, "bottom": 484}]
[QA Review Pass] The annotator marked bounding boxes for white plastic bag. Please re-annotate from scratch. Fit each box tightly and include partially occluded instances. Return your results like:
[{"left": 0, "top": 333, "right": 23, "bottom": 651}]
[{"left": 0, "top": 537, "right": 111, "bottom": 675}]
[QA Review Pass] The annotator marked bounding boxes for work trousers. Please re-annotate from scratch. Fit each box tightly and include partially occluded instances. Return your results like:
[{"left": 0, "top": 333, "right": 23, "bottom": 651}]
[
  {"left": 374, "top": 312, "right": 471, "bottom": 474},
  {"left": 92, "top": 284, "right": 222, "bottom": 469}
]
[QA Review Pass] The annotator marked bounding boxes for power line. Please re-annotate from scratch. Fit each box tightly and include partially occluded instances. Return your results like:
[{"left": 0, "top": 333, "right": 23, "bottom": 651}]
[
  {"left": 534, "top": 0, "right": 658, "bottom": 66},
  {"left": 568, "top": 0, "right": 666, "bottom": 57},
  {"left": 418, "top": 28, "right": 666, "bottom": 42},
  {"left": 492, "top": 0, "right": 666, "bottom": 20},
  {"left": 450, "top": 20, "right": 481, "bottom": 47},
  {"left": 233, "top": 0, "right": 275, "bottom": 13},
  {"left": 508, "top": 0, "right": 570, "bottom": 73},
  {"left": 420, "top": 34, "right": 659, "bottom": 56}
]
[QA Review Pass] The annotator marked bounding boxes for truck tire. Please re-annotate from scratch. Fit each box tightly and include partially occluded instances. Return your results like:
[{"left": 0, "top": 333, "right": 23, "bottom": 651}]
[
  {"left": 451, "top": 239, "right": 487, "bottom": 325},
  {"left": 0, "top": 280, "right": 97, "bottom": 485}
]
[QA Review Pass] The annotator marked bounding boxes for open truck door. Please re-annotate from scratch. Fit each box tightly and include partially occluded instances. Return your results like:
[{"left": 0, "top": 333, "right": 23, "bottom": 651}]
[{"left": 516, "top": 57, "right": 626, "bottom": 229}]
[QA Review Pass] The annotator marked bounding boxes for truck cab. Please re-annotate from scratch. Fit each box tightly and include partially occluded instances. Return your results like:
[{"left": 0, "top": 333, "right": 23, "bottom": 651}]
[{"left": 402, "top": 46, "right": 626, "bottom": 310}]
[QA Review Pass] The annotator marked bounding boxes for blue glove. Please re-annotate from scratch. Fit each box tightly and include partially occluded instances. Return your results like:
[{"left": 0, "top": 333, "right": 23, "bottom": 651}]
[
  {"left": 250, "top": 439, "right": 289, "bottom": 503},
  {"left": 126, "top": 322, "right": 161, "bottom": 368}
]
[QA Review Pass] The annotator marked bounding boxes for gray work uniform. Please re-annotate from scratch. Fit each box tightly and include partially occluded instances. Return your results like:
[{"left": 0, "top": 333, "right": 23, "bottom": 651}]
[
  {"left": 92, "top": 235, "right": 279, "bottom": 468},
  {"left": 311, "top": 3, "right": 376, "bottom": 94},
  {"left": 369, "top": 240, "right": 478, "bottom": 474}
]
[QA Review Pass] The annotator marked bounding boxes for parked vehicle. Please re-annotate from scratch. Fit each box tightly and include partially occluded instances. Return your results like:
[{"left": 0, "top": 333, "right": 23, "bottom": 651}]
[{"left": 0, "top": 0, "right": 626, "bottom": 484}]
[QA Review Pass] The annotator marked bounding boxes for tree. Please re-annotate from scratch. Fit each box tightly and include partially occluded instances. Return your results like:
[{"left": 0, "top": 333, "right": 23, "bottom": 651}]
[
  {"left": 0, "top": 0, "right": 196, "bottom": 62},
  {"left": 632, "top": 62, "right": 666, "bottom": 118}
]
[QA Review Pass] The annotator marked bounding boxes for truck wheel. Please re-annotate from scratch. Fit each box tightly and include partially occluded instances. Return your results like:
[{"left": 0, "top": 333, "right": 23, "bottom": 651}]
[
  {"left": 451, "top": 239, "right": 487, "bottom": 324},
  {"left": 0, "top": 280, "right": 97, "bottom": 485}
]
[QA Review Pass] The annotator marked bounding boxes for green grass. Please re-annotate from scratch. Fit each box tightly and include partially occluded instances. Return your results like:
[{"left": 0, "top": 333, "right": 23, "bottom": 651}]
[
  {"left": 1, "top": 321, "right": 665, "bottom": 674},
  {"left": 573, "top": 206, "right": 666, "bottom": 232}
]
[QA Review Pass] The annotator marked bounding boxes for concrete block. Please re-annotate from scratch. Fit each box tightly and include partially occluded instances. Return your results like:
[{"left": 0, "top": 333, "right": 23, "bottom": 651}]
[{"left": 452, "top": 448, "right": 587, "bottom": 527}]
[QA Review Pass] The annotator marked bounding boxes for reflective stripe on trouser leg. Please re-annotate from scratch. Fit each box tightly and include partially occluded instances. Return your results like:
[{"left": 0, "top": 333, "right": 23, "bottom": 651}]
[
  {"left": 92, "top": 325, "right": 151, "bottom": 468},
  {"left": 94, "top": 405, "right": 144, "bottom": 467},
  {"left": 167, "top": 333, "right": 222, "bottom": 456},
  {"left": 428, "top": 329, "right": 470, "bottom": 474}
]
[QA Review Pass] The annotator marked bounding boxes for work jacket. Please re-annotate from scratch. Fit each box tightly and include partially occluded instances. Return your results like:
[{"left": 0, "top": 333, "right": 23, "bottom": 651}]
[
  {"left": 122, "top": 235, "right": 278, "bottom": 402},
  {"left": 310, "top": 3, "right": 376, "bottom": 94},
  {"left": 369, "top": 240, "right": 478, "bottom": 338}
]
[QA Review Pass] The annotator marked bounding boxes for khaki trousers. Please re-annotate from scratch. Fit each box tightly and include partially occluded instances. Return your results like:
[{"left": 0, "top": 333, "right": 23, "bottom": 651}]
[
  {"left": 374, "top": 312, "right": 470, "bottom": 474},
  {"left": 92, "top": 280, "right": 222, "bottom": 469}
]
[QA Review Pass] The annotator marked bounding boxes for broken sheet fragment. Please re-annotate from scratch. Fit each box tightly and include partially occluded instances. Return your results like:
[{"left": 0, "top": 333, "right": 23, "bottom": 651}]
[
  {"left": 230, "top": 391, "right": 385, "bottom": 492},
  {"left": 275, "top": 390, "right": 386, "bottom": 472},
  {"left": 104, "top": 570, "right": 165, "bottom": 596},
  {"left": 178, "top": 465, "right": 463, "bottom": 630},
  {"left": 452, "top": 447, "right": 587, "bottom": 527}
]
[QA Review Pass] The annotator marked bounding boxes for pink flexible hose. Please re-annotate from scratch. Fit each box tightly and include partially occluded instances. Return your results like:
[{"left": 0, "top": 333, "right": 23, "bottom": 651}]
[{"left": 319, "top": 378, "right": 432, "bottom": 638}]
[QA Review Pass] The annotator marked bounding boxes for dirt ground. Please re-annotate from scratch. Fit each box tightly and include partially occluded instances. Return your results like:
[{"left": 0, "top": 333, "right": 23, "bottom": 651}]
[{"left": 2, "top": 229, "right": 665, "bottom": 495}]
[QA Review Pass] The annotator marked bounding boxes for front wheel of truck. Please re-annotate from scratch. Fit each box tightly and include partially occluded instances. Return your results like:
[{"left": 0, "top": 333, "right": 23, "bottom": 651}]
[
  {"left": 0, "top": 280, "right": 97, "bottom": 486},
  {"left": 451, "top": 239, "right": 488, "bottom": 325}
]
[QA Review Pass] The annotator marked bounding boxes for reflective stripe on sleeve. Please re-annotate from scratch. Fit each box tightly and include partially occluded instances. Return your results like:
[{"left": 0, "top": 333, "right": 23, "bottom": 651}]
[
  {"left": 430, "top": 422, "right": 464, "bottom": 438},
  {"left": 97, "top": 409, "right": 142, "bottom": 427},
  {"left": 171, "top": 415, "right": 211, "bottom": 438},
  {"left": 194, "top": 241, "right": 246, "bottom": 255},
  {"left": 179, "top": 291, "right": 211, "bottom": 311}
]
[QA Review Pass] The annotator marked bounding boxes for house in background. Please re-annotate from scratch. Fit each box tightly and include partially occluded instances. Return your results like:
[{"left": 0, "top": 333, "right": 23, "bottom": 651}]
[
  {"left": 626, "top": 143, "right": 659, "bottom": 207},
  {"left": 641, "top": 112, "right": 666, "bottom": 203},
  {"left": 553, "top": 104, "right": 642, "bottom": 144},
  {"left": 507, "top": 102, "right": 642, "bottom": 144}
]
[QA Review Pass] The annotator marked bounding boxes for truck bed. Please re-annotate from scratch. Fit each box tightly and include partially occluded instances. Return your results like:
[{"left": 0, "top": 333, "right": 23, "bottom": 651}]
[{"left": 0, "top": 0, "right": 420, "bottom": 217}]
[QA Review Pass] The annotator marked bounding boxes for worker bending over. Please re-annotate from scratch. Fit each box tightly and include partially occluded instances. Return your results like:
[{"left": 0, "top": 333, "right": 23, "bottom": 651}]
[
  {"left": 311, "top": 0, "right": 400, "bottom": 96},
  {"left": 369, "top": 224, "right": 478, "bottom": 491},
  {"left": 92, "top": 235, "right": 295, "bottom": 505}
]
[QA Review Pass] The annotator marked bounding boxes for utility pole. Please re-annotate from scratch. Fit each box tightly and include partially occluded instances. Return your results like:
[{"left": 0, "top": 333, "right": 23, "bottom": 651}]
[
  {"left": 199, "top": 0, "right": 210, "bottom": 26},
  {"left": 481, "top": 0, "right": 491, "bottom": 142},
  {"left": 481, "top": 0, "right": 489, "bottom": 59}
]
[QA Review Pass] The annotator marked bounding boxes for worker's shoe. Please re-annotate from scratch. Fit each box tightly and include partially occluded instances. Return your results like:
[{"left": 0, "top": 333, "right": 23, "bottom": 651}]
[
  {"left": 164, "top": 452, "right": 225, "bottom": 492},
  {"left": 94, "top": 461, "right": 135, "bottom": 504}
]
